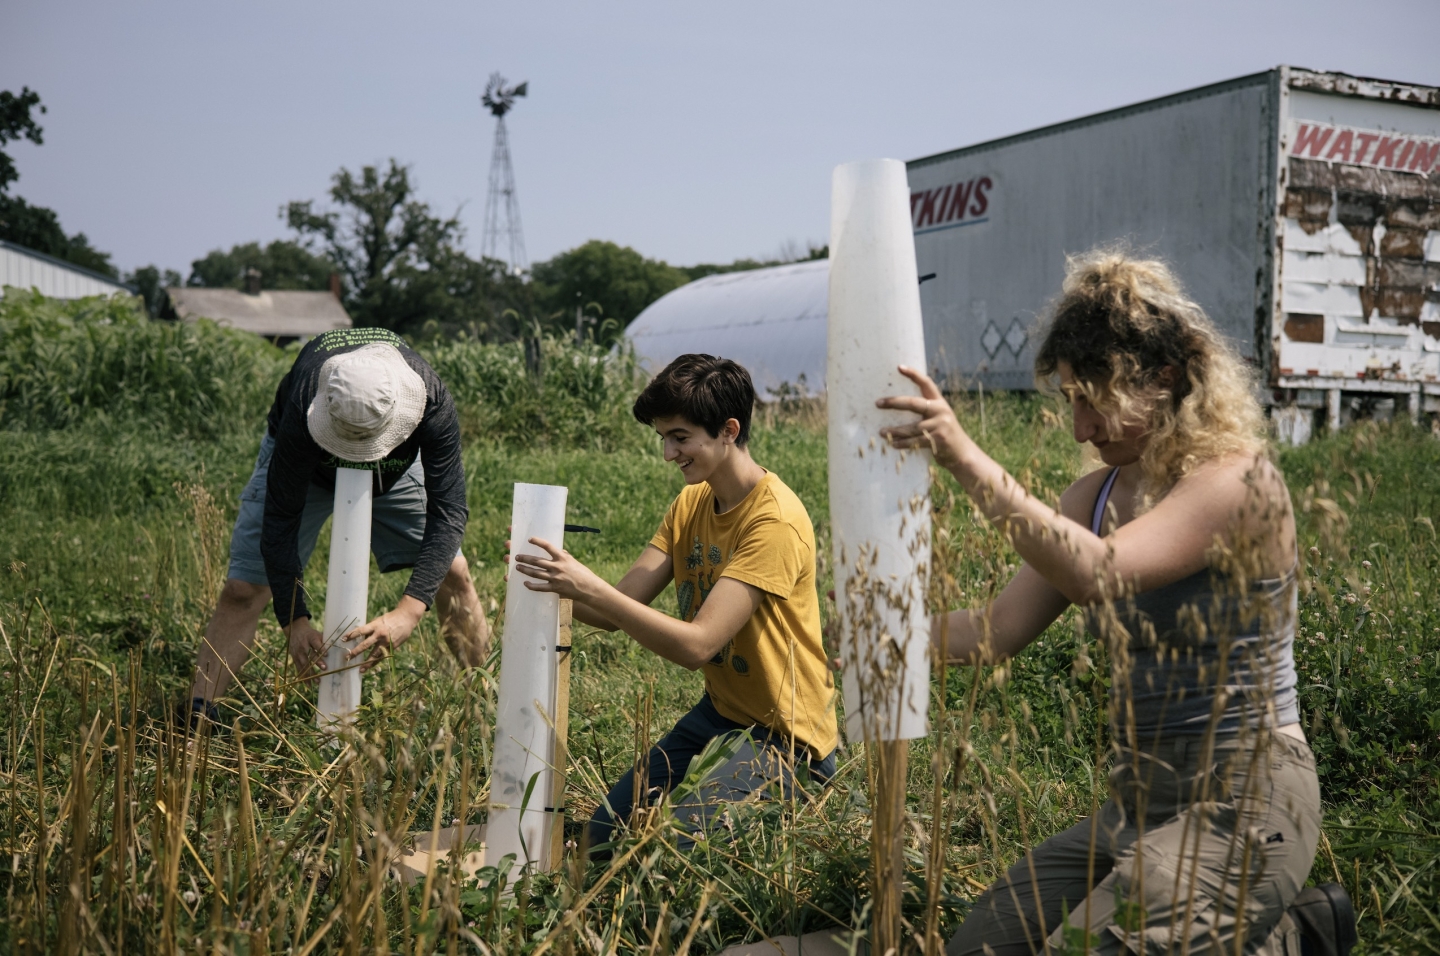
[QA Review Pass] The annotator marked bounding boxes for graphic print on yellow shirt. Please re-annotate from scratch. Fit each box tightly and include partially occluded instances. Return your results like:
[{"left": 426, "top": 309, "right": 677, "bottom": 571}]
[{"left": 651, "top": 472, "right": 839, "bottom": 758}]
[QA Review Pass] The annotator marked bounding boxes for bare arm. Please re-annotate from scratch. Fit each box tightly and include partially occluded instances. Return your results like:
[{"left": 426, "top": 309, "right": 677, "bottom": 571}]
[
  {"left": 515, "top": 538, "right": 763, "bottom": 670},
  {"left": 935, "top": 561, "right": 1071, "bottom": 665},
  {"left": 931, "top": 471, "right": 1101, "bottom": 665},
  {"left": 881, "top": 367, "right": 1289, "bottom": 604},
  {"left": 568, "top": 545, "right": 674, "bottom": 630}
]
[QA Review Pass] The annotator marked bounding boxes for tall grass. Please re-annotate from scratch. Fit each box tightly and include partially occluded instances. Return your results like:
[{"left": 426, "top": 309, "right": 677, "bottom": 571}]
[
  {"left": 0, "top": 289, "right": 288, "bottom": 438},
  {"left": 1, "top": 293, "right": 1438, "bottom": 952},
  {"left": 0, "top": 294, "right": 648, "bottom": 516},
  {"left": 425, "top": 336, "right": 649, "bottom": 452}
]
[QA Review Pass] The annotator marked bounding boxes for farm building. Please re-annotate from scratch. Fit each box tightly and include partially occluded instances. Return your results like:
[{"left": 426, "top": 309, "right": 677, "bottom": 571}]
[
  {"left": 0, "top": 239, "right": 134, "bottom": 299},
  {"left": 164, "top": 271, "right": 352, "bottom": 345},
  {"left": 626, "top": 259, "right": 828, "bottom": 399}
]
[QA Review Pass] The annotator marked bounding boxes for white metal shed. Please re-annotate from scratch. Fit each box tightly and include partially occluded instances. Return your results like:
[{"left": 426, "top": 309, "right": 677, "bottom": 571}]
[
  {"left": 0, "top": 239, "right": 133, "bottom": 299},
  {"left": 625, "top": 259, "right": 829, "bottom": 398}
]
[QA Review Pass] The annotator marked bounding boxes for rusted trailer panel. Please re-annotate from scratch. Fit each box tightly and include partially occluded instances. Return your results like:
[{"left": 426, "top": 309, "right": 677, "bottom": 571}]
[
  {"left": 908, "top": 66, "right": 1440, "bottom": 436},
  {"left": 1272, "top": 70, "right": 1440, "bottom": 432}
]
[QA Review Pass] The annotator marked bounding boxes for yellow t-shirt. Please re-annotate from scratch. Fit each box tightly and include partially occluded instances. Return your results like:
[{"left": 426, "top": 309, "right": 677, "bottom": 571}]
[{"left": 650, "top": 472, "right": 839, "bottom": 758}]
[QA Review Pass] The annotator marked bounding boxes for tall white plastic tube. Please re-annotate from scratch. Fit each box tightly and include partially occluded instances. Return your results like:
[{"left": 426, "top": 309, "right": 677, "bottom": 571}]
[
  {"left": 827, "top": 159, "right": 932, "bottom": 743},
  {"left": 317, "top": 466, "right": 372, "bottom": 732},
  {"left": 489, "top": 483, "right": 568, "bottom": 870}
]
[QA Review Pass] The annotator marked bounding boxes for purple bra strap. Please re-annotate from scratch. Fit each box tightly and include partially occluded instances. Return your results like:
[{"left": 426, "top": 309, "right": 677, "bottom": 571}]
[{"left": 1091, "top": 467, "right": 1120, "bottom": 536}]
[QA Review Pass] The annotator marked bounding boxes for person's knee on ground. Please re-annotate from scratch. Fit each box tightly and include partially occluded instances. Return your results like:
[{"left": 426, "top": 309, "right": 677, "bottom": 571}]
[
  {"left": 217, "top": 577, "right": 272, "bottom": 611},
  {"left": 671, "top": 736, "right": 824, "bottom": 849},
  {"left": 436, "top": 553, "right": 489, "bottom": 668},
  {"left": 190, "top": 577, "right": 272, "bottom": 702},
  {"left": 586, "top": 770, "right": 651, "bottom": 860},
  {"left": 586, "top": 798, "right": 622, "bottom": 858}
]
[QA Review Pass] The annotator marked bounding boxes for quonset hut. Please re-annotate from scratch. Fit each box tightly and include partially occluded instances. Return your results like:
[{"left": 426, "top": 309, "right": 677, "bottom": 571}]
[{"left": 625, "top": 259, "right": 828, "bottom": 399}]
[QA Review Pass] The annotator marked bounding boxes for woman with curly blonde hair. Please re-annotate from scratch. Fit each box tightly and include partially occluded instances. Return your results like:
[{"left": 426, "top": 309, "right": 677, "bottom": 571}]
[{"left": 877, "top": 250, "right": 1354, "bottom": 955}]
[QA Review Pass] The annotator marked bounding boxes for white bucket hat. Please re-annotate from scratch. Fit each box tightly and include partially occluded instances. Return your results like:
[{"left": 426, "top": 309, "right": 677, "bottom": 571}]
[{"left": 307, "top": 343, "right": 427, "bottom": 462}]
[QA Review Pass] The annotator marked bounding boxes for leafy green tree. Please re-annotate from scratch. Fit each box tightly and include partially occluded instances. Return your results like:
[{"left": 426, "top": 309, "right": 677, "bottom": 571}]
[
  {"left": 530, "top": 240, "right": 689, "bottom": 342},
  {"left": 123, "top": 265, "right": 183, "bottom": 316},
  {"left": 281, "top": 160, "right": 534, "bottom": 339},
  {"left": 0, "top": 196, "right": 116, "bottom": 276},
  {"left": 286, "top": 160, "right": 465, "bottom": 333},
  {"left": 187, "top": 240, "right": 335, "bottom": 291},
  {"left": 0, "top": 87, "right": 45, "bottom": 194},
  {"left": 0, "top": 86, "right": 117, "bottom": 277}
]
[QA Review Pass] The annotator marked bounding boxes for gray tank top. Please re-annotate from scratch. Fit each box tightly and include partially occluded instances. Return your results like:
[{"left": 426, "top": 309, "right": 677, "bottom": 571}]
[{"left": 1085, "top": 468, "right": 1300, "bottom": 740}]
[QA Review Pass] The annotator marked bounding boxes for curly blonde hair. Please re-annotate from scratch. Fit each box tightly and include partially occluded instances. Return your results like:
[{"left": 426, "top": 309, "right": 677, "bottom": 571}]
[{"left": 1034, "top": 248, "right": 1266, "bottom": 499}]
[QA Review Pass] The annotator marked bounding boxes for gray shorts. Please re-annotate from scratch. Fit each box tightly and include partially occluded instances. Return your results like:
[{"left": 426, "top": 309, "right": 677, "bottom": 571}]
[{"left": 227, "top": 433, "right": 433, "bottom": 587}]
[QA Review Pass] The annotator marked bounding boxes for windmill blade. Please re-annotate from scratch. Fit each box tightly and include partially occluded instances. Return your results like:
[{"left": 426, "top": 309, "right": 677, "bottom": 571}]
[{"left": 482, "top": 73, "right": 506, "bottom": 111}]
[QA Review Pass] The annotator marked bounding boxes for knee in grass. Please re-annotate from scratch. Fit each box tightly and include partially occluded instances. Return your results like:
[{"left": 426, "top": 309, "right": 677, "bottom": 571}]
[
  {"left": 218, "top": 578, "right": 269, "bottom": 611},
  {"left": 1100, "top": 854, "right": 1273, "bottom": 953}
]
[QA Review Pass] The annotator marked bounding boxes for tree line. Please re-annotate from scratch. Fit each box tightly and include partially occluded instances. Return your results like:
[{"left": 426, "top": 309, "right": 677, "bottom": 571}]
[{"left": 1, "top": 87, "right": 824, "bottom": 345}]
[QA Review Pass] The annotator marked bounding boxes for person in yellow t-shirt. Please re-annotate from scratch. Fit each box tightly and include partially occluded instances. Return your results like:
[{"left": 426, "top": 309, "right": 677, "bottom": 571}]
[{"left": 511, "top": 354, "right": 838, "bottom": 855}]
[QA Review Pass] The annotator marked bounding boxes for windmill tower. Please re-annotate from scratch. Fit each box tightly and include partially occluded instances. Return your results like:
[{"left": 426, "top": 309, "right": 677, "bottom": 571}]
[{"left": 481, "top": 73, "right": 528, "bottom": 271}]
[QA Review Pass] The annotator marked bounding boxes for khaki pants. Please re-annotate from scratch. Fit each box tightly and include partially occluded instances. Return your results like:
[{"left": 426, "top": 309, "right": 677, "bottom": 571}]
[{"left": 947, "top": 732, "right": 1320, "bottom": 955}]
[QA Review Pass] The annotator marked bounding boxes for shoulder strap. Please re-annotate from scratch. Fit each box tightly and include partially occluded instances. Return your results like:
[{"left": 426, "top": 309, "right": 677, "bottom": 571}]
[{"left": 1091, "top": 467, "right": 1121, "bottom": 536}]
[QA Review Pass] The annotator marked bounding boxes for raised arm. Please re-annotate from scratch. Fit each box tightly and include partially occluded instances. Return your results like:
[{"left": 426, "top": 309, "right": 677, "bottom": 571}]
[{"left": 880, "top": 367, "right": 1285, "bottom": 604}]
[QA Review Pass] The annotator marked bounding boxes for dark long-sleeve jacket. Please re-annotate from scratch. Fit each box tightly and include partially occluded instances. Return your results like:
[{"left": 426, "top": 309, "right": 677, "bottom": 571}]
[{"left": 260, "top": 328, "right": 467, "bottom": 626}]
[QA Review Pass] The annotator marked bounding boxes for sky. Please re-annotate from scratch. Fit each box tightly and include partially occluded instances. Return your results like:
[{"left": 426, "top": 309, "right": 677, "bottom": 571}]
[{"left": 3, "top": 0, "right": 1438, "bottom": 278}]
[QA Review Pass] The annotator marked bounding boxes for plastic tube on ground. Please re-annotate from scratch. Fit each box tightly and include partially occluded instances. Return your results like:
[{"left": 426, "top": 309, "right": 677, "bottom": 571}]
[
  {"left": 489, "top": 482, "right": 568, "bottom": 871},
  {"left": 827, "top": 158, "right": 932, "bottom": 743},
  {"left": 317, "top": 466, "right": 372, "bottom": 732}
]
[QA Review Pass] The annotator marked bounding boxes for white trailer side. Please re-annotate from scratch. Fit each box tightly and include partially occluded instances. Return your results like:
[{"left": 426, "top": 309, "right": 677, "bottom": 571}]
[{"left": 909, "top": 72, "right": 1276, "bottom": 391}]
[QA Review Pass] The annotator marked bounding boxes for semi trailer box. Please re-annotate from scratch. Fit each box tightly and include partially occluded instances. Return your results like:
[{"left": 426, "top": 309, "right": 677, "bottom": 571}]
[{"left": 908, "top": 66, "right": 1440, "bottom": 436}]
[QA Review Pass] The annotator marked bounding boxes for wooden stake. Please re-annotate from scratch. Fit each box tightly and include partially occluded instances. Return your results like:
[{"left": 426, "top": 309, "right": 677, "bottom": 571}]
[
  {"left": 871, "top": 739, "right": 908, "bottom": 956},
  {"left": 547, "top": 600, "right": 573, "bottom": 871}
]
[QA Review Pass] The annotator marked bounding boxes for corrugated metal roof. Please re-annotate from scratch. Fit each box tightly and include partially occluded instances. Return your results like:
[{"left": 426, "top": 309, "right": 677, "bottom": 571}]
[
  {"left": 625, "top": 259, "right": 828, "bottom": 397},
  {"left": 0, "top": 239, "right": 134, "bottom": 299},
  {"left": 166, "top": 287, "right": 353, "bottom": 338}
]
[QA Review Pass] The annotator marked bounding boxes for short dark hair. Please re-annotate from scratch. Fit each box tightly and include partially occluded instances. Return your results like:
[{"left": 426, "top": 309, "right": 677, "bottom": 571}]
[{"left": 632, "top": 354, "right": 756, "bottom": 445}]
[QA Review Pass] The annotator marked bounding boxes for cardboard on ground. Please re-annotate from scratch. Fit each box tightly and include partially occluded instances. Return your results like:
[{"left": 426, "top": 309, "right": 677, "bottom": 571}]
[
  {"left": 390, "top": 824, "right": 488, "bottom": 885},
  {"left": 715, "top": 930, "right": 861, "bottom": 956}
]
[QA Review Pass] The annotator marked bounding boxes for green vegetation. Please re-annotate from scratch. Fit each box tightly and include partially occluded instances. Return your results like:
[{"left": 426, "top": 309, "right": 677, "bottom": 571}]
[
  {"left": 186, "top": 242, "right": 338, "bottom": 295},
  {"left": 1, "top": 293, "right": 1436, "bottom": 952}
]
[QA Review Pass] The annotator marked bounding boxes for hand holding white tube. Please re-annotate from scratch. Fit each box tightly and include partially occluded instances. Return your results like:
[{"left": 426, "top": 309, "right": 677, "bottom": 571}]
[
  {"left": 876, "top": 365, "right": 976, "bottom": 471},
  {"left": 344, "top": 595, "right": 427, "bottom": 672},
  {"left": 512, "top": 537, "right": 607, "bottom": 602}
]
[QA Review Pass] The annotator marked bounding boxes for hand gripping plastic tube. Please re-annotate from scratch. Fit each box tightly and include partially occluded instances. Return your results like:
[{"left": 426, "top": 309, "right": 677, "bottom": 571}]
[
  {"left": 827, "top": 159, "right": 932, "bottom": 743},
  {"left": 317, "top": 467, "right": 372, "bottom": 732},
  {"left": 489, "top": 482, "right": 568, "bottom": 870}
]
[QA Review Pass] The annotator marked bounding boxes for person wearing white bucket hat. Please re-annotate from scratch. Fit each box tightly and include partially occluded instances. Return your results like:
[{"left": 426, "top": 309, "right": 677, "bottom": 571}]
[{"left": 187, "top": 328, "right": 488, "bottom": 724}]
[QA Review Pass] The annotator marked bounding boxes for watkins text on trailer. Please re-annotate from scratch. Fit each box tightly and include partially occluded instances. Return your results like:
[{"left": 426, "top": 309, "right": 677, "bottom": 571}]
[{"left": 907, "top": 66, "right": 1440, "bottom": 437}]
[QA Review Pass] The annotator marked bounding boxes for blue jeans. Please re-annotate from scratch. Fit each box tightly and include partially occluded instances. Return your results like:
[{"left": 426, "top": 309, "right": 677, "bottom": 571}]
[{"left": 587, "top": 695, "right": 836, "bottom": 855}]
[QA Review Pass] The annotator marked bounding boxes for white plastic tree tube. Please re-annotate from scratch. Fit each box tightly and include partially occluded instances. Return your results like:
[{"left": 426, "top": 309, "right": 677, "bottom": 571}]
[
  {"left": 827, "top": 158, "right": 932, "bottom": 743},
  {"left": 489, "top": 482, "right": 568, "bottom": 871},
  {"left": 317, "top": 466, "right": 372, "bottom": 732}
]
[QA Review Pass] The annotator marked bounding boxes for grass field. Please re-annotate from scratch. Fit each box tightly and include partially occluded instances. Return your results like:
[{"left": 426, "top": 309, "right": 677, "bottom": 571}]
[{"left": 2, "top": 293, "right": 1438, "bottom": 954}]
